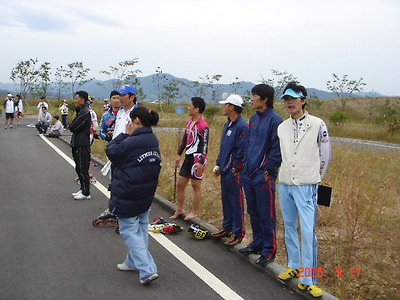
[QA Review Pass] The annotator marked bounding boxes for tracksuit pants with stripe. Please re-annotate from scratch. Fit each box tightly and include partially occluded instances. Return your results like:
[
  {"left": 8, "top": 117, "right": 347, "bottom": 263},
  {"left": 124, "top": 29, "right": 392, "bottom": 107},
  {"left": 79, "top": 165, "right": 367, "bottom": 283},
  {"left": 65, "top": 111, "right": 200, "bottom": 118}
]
[
  {"left": 220, "top": 171, "right": 245, "bottom": 239},
  {"left": 242, "top": 171, "right": 277, "bottom": 259},
  {"left": 278, "top": 183, "right": 318, "bottom": 286},
  {"left": 72, "top": 146, "right": 91, "bottom": 196}
]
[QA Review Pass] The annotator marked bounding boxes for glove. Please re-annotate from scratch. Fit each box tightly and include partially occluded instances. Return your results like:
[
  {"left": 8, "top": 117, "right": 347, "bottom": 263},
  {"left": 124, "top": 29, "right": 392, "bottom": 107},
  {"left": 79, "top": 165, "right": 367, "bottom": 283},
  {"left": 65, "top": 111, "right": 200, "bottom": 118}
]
[{"left": 212, "top": 165, "right": 220, "bottom": 173}]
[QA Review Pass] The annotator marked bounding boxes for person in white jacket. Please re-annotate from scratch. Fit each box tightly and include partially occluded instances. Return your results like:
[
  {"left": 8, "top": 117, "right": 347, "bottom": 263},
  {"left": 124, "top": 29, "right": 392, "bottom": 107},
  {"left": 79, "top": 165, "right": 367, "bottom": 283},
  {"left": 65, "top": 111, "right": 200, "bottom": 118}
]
[
  {"left": 4, "top": 93, "right": 15, "bottom": 129},
  {"left": 14, "top": 94, "right": 23, "bottom": 125},
  {"left": 46, "top": 115, "right": 64, "bottom": 137},
  {"left": 277, "top": 81, "right": 331, "bottom": 298},
  {"left": 35, "top": 106, "right": 52, "bottom": 135}
]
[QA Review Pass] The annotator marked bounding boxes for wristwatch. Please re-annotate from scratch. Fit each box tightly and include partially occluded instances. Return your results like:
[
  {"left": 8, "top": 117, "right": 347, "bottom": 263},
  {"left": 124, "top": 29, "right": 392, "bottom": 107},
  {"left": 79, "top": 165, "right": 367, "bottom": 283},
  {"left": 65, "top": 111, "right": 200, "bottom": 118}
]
[
  {"left": 264, "top": 170, "right": 269, "bottom": 177},
  {"left": 231, "top": 167, "right": 238, "bottom": 174}
]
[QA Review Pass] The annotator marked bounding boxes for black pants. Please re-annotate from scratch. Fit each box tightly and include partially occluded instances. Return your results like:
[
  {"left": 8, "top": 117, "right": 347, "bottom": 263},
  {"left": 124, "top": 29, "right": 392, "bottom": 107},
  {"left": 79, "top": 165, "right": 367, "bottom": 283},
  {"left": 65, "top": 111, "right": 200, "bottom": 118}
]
[
  {"left": 72, "top": 146, "right": 90, "bottom": 196},
  {"left": 62, "top": 114, "right": 68, "bottom": 129}
]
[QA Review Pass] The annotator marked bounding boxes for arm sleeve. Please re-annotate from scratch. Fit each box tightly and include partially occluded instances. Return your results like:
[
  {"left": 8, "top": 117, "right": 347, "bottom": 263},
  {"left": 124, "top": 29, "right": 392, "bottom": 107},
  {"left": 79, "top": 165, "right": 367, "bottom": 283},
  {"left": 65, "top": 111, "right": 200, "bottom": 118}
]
[
  {"left": 69, "top": 111, "right": 90, "bottom": 133},
  {"left": 231, "top": 124, "right": 248, "bottom": 170},
  {"left": 265, "top": 119, "right": 282, "bottom": 174},
  {"left": 318, "top": 121, "right": 331, "bottom": 180},
  {"left": 177, "top": 132, "right": 187, "bottom": 155},
  {"left": 105, "top": 133, "right": 129, "bottom": 165},
  {"left": 196, "top": 126, "right": 209, "bottom": 164},
  {"left": 99, "top": 114, "right": 107, "bottom": 140}
]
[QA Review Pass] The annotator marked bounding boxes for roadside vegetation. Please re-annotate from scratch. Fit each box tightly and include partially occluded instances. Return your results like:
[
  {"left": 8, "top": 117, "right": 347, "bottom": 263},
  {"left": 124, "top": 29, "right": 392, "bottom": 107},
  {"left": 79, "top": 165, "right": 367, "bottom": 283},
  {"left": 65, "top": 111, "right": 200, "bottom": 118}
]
[{"left": 22, "top": 96, "right": 400, "bottom": 299}]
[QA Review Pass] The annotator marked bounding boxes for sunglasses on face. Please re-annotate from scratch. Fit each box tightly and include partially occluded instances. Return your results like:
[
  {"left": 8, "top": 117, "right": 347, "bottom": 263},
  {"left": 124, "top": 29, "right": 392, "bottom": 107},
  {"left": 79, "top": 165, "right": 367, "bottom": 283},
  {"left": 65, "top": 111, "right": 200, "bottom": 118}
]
[{"left": 282, "top": 96, "right": 300, "bottom": 101}]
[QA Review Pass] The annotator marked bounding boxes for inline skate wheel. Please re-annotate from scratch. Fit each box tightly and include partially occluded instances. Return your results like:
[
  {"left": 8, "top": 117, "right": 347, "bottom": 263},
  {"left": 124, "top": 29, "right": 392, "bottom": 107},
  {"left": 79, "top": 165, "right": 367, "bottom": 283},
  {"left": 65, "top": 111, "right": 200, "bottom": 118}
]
[{"left": 92, "top": 219, "right": 101, "bottom": 227}]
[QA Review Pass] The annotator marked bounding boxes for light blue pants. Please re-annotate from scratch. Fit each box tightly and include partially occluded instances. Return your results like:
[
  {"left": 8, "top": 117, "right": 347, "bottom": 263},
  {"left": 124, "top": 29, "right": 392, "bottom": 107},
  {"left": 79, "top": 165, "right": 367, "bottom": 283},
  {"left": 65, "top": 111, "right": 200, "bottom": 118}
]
[
  {"left": 278, "top": 183, "right": 318, "bottom": 286},
  {"left": 118, "top": 208, "right": 157, "bottom": 281}
]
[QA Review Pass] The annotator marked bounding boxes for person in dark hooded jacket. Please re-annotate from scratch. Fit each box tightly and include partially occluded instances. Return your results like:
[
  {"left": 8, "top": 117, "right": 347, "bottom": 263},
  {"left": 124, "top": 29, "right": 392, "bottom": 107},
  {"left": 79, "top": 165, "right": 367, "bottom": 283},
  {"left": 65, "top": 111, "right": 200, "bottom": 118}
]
[{"left": 106, "top": 106, "right": 161, "bottom": 285}]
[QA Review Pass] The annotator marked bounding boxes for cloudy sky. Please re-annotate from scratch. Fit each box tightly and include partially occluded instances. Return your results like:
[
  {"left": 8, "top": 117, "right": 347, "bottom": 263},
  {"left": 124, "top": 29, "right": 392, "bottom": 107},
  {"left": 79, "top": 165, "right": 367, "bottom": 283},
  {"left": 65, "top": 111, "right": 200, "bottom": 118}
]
[{"left": 0, "top": 0, "right": 399, "bottom": 95}]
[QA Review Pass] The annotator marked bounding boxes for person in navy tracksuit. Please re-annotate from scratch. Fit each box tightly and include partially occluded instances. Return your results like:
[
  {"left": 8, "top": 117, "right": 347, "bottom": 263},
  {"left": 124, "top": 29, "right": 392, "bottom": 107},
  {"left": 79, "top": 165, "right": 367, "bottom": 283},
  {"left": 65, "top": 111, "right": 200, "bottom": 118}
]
[
  {"left": 211, "top": 94, "right": 248, "bottom": 246},
  {"left": 239, "top": 84, "right": 283, "bottom": 266}
]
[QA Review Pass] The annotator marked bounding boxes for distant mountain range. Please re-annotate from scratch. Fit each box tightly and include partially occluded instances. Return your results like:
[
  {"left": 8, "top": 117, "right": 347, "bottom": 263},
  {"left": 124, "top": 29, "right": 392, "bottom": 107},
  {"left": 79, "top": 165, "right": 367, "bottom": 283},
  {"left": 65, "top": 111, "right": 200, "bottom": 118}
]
[{"left": 0, "top": 73, "right": 383, "bottom": 102}]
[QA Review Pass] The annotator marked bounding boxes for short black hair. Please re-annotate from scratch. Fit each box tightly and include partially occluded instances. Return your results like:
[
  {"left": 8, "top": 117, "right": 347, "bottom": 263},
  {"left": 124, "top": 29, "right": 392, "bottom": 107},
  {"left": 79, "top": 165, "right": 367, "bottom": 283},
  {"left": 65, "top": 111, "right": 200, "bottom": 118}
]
[
  {"left": 191, "top": 97, "right": 206, "bottom": 113},
  {"left": 130, "top": 106, "right": 159, "bottom": 127},
  {"left": 110, "top": 90, "right": 119, "bottom": 98},
  {"left": 233, "top": 105, "right": 243, "bottom": 114},
  {"left": 75, "top": 91, "right": 89, "bottom": 102},
  {"left": 54, "top": 115, "right": 59, "bottom": 120},
  {"left": 251, "top": 84, "right": 275, "bottom": 108}
]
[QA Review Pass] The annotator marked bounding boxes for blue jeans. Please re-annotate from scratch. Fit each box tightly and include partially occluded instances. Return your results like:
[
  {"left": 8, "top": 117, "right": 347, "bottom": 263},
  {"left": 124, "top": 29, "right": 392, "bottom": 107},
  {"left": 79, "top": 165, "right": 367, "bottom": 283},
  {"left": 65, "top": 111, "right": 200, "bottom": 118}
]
[
  {"left": 35, "top": 122, "right": 50, "bottom": 134},
  {"left": 118, "top": 208, "right": 157, "bottom": 281},
  {"left": 278, "top": 183, "right": 318, "bottom": 286}
]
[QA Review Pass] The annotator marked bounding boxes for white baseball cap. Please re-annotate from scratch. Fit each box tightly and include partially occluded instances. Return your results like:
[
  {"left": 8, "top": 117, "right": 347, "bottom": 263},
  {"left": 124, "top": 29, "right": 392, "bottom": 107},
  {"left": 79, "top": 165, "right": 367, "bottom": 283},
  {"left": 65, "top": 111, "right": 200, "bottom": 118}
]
[
  {"left": 219, "top": 94, "right": 244, "bottom": 107},
  {"left": 7, "top": 93, "right": 13, "bottom": 97}
]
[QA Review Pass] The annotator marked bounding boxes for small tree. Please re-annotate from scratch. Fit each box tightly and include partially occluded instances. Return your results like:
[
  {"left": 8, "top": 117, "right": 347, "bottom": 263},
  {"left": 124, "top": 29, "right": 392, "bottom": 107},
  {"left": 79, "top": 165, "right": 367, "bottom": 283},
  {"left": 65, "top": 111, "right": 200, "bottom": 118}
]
[
  {"left": 260, "top": 69, "right": 298, "bottom": 100},
  {"left": 10, "top": 58, "right": 40, "bottom": 99},
  {"left": 54, "top": 66, "right": 68, "bottom": 100},
  {"left": 230, "top": 77, "right": 242, "bottom": 94},
  {"left": 31, "top": 62, "right": 51, "bottom": 98},
  {"left": 326, "top": 73, "right": 366, "bottom": 112},
  {"left": 162, "top": 78, "right": 182, "bottom": 107},
  {"left": 65, "top": 62, "right": 94, "bottom": 98},
  {"left": 186, "top": 74, "right": 221, "bottom": 99},
  {"left": 99, "top": 59, "right": 142, "bottom": 90}
]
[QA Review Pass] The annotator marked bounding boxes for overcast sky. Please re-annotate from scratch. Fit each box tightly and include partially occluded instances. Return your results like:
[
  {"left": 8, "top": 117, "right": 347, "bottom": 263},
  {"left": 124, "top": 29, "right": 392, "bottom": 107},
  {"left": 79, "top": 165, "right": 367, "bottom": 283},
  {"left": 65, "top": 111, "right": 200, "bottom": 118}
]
[{"left": 0, "top": 0, "right": 399, "bottom": 96}]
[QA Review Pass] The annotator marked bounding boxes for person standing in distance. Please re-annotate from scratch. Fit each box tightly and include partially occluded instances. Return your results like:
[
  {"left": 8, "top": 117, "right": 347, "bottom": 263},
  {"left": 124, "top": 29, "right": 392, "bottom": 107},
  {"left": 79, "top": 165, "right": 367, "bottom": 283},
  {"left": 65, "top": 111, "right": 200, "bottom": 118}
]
[
  {"left": 69, "top": 91, "right": 92, "bottom": 200},
  {"left": 170, "top": 97, "right": 209, "bottom": 221},
  {"left": 59, "top": 100, "right": 69, "bottom": 129},
  {"left": 4, "top": 93, "right": 15, "bottom": 129},
  {"left": 277, "top": 81, "right": 331, "bottom": 298},
  {"left": 99, "top": 90, "right": 121, "bottom": 142},
  {"left": 211, "top": 94, "right": 248, "bottom": 246},
  {"left": 14, "top": 94, "right": 23, "bottom": 125},
  {"left": 239, "top": 84, "right": 283, "bottom": 266}
]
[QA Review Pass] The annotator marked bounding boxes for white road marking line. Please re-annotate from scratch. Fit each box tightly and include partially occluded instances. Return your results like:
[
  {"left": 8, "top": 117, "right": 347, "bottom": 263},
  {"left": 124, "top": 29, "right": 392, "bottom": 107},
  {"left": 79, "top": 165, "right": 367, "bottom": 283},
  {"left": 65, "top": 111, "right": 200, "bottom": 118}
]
[
  {"left": 149, "top": 232, "right": 244, "bottom": 300},
  {"left": 40, "top": 135, "right": 244, "bottom": 300}
]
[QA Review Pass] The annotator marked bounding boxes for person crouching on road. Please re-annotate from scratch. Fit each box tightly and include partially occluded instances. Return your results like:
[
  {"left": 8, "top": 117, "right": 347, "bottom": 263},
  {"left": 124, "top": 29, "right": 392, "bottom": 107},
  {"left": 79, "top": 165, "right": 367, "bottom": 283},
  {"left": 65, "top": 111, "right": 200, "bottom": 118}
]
[
  {"left": 35, "top": 106, "right": 52, "bottom": 135},
  {"left": 106, "top": 106, "right": 161, "bottom": 285},
  {"left": 277, "top": 81, "right": 331, "bottom": 298},
  {"left": 211, "top": 94, "right": 248, "bottom": 246},
  {"left": 46, "top": 115, "right": 64, "bottom": 137}
]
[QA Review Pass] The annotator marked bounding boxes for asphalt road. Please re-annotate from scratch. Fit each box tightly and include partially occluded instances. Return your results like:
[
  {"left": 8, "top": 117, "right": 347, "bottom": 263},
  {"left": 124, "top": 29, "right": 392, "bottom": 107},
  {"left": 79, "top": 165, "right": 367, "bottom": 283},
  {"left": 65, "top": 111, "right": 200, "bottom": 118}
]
[{"left": 0, "top": 117, "right": 302, "bottom": 300}]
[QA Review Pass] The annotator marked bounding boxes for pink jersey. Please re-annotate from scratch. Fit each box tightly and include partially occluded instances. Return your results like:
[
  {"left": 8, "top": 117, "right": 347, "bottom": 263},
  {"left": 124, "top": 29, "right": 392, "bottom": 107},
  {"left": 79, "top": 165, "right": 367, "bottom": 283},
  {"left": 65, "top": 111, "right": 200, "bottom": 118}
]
[{"left": 178, "top": 116, "right": 209, "bottom": 165}]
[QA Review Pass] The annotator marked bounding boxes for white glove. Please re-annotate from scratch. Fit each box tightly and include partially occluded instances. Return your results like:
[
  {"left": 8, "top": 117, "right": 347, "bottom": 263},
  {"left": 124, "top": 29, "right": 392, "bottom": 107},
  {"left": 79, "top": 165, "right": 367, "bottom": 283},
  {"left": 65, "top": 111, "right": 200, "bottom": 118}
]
[{"left": 213, "top": 165, "right": 220, "bottom": 173}]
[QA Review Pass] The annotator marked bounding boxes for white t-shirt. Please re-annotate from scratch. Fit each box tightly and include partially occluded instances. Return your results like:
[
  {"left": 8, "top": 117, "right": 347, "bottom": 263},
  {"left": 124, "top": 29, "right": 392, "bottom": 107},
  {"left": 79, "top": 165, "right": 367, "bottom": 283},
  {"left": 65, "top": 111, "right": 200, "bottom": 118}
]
[
  {"left": 50, "top": 120, "right": 64, "bottom": 135},
  {"left": 112, "top": 104, "right": 137, "bottom": 139},
  {"left": 4, "top": 99, "right": 14, "bottom": 113}
]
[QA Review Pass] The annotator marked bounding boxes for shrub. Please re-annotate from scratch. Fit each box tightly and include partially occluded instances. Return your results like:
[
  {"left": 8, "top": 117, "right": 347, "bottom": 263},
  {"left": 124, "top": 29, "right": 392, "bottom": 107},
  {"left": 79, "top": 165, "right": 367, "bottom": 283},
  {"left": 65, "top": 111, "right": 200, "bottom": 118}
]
[
  {"left": 329, "top": 111, "right": 350, "bottom": 125},
  {"left": 202, "top": 106, "right": 221, "bottom": 124}
]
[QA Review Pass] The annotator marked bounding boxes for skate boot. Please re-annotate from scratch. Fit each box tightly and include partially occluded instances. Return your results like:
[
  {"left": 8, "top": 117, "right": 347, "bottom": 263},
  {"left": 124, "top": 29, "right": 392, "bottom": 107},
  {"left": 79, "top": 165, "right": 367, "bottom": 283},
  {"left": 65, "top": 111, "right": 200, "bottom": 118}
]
[
  {"left": 148, "top": 217, "right": 173, "bottom": 233},
  {"left": 92, "top": 209, "right": 118, "bottom": 227}
]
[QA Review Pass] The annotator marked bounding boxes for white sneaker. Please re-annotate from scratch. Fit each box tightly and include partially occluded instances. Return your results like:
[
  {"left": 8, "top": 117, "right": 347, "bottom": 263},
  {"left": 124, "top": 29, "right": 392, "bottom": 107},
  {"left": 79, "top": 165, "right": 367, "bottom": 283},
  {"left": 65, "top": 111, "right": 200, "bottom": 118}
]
[
  {"left": 140, "top": 273, "right": 159, "bottom": 285},
  {"left": 72, "top": 190, "right": 82, "bottom": 197},
  {"left": 74, "top": 193, "right": 91, "bottom": 200},
  {"left": 117, "top": 263, "right": 138, "bottom": 271}
]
